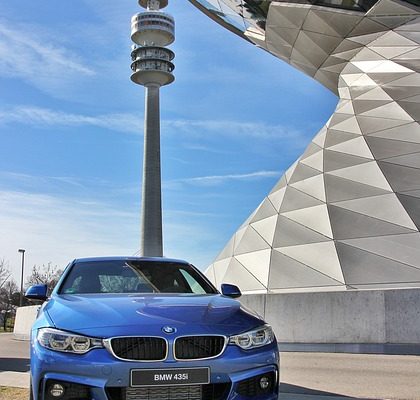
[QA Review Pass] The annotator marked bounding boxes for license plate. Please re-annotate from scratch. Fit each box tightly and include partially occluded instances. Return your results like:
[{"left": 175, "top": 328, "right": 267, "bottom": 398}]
[{"left": 131, "top": 367, "right": 210, "bottom": 387}]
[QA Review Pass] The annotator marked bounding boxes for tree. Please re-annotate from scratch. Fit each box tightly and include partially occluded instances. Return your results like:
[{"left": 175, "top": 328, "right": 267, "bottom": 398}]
[
  {"left": 26, "top": 262, "right": 63, "bottom": 293},
  {"left": 0, "top": 280, "right": 18, "bottom": 331},
  {"left": 0, "top": 258, "right": 11, "bottom": 290}
]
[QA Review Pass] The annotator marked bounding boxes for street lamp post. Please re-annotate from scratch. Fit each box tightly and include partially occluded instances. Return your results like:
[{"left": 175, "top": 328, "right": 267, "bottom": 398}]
[{"left": 18, "top": 249, "right": 25, "bottom": 307}]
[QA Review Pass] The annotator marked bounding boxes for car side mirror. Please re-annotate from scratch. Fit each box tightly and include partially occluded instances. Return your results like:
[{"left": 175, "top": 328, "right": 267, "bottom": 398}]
[
  {"left": 25, "top": 284, "right": 48, "bottom": 302},
  {"left": 221, "top": 283, "right": 241, "bottom": 298}
]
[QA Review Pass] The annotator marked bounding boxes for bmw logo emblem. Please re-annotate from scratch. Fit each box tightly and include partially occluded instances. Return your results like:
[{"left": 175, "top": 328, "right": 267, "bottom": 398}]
[{"left": 162, "top": 326, "right": 176, "bottom": 334}]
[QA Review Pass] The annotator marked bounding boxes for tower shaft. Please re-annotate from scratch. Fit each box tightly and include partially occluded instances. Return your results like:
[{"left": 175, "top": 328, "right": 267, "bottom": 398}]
[
  {"left": 140, "top": 84, "right": 163, "bottom": 256},
  {"left": 131, "top": 0, "right": 174, "bottom": 257}
]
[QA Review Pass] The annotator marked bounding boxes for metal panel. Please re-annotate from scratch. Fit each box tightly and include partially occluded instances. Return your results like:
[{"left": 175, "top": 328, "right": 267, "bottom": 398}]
[{"left": 195, "top": 0, "right": 420, "bottom": 293}]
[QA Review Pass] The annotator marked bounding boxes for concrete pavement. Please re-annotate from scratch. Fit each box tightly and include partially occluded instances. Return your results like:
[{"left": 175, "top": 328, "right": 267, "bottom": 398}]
[
  {"left": 0, "top": 333, "right": 30, "bottom": 389},
  {"left": 2, "top": 333, "right": 420, "bottom": 399},
  {"left": 281, "top": 352, "right": 420, "bottom": 399}
]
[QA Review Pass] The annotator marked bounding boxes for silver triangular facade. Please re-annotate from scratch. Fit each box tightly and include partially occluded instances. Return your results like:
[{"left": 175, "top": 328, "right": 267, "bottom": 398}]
[{"left": 190, "top": 0, "right": 420, "bottom": 293}]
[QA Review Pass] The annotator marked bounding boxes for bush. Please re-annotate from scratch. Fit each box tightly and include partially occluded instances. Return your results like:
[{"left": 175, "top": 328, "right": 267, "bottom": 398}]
[{"left": 6, "top": 316, "right": 15, "bottom": 331}]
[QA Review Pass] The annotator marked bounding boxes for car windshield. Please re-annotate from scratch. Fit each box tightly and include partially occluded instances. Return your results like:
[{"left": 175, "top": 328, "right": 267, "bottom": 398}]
[{"left": 58, "top": 260, "right": 218, "bottom": 295}]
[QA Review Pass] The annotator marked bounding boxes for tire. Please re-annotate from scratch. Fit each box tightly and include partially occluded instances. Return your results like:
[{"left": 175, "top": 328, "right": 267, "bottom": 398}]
[{"left": 29, "top": 380, "right": 33, "bottom": 400}]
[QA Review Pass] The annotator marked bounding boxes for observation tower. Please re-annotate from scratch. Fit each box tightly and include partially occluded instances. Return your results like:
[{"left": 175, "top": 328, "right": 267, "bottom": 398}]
[{"left": 130, "top": 0, "right": 175, "bottom": 256}]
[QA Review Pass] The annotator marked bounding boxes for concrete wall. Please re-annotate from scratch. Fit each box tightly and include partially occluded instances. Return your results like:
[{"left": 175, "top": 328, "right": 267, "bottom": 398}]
[
  {"left": 240, "top": 288, "right": 420, "bottom": 344},
  {"left": 13, "top": 288, "right": 420, "bottom": 345},
  {"left": 13, "top": 306, "right": 39, "bottom": 341}
]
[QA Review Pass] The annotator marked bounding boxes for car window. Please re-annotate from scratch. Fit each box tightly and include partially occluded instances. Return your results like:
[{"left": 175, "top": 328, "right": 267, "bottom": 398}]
[
  {"left": 59, "top": 260, "right": 217, "bottom": 295},
  {"left": 180, "top": 269, "right": 207, "bottom": 294}
]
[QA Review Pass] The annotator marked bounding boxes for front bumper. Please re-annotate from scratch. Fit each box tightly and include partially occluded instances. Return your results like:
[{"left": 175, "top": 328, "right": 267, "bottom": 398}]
[{"left": 31, "top": 340, "right": 279, "bottom": 400}]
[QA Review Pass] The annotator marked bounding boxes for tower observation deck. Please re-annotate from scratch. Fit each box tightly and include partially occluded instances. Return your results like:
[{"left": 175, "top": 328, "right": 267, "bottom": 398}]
[{"left": 130, "top": 0, "right": 175, "bottom": 257}]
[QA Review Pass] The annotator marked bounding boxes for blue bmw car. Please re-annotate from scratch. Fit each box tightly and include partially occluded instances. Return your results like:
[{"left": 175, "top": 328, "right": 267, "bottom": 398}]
[{"left": 26, "top": 257, "right": 279, "bottom": 400}]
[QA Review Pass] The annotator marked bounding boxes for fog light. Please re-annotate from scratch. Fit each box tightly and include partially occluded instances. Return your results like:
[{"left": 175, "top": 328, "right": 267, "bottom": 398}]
[
  {"left": 259, "top": 376, "right": 270, "bottom": 390},
  {"left": 50, "top": 383, "right": 65, "bottom": 397}
]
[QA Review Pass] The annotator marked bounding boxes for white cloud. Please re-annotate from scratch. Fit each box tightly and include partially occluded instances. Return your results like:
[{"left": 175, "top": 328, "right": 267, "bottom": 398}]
[
  {"left": 0, "top": 105, "right": 302, "bottom": 141},
  {"left": 0, "top": 21, "right": 94, "bottom": 93},
  {"left": 163, "top": 119, "right": 302, "bottom": 140},
  {"left": 180, "top": 143, "right": 234, "bottom": 155},
  {"left": 0, "top": 189, "right": 223, "bottom": 283},
  {"left": 0, "top": 106, "right": 142, "bottom": 134},
  {"left": 0, "top": 190, "right": 139, "bottom": 283},
  {"left": 0, "top": 171, "right": 86, "bottom": 189},
  {"left": 167, "top": 170, "right": 281, "bottom": 187}
]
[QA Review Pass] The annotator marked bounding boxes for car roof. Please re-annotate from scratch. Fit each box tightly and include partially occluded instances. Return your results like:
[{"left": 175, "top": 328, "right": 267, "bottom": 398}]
[{"left": 72, "top": 256, "right": 191, "bottom": 265}]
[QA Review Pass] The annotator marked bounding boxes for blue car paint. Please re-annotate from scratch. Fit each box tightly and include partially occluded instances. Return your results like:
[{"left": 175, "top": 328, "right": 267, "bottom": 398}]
[
  {"left": 44, "top": 294, "right": 264, "bottom": 336},
  {"left": 29, "top": 257, "right": 279, "bottom": 400}
]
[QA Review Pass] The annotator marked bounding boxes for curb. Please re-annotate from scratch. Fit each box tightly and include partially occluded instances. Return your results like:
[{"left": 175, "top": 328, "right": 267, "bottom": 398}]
[{"left": 0, "top": 372, "right": 30, "bottom": 389}]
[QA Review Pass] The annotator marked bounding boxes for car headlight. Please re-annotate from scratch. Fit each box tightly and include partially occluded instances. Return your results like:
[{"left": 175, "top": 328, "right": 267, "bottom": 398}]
[
  {"left": 37, "top": 328, "right": 103, "bottom": 354},
  {"left": 229, "top": 325, "right": 275, "bottom": 350}
]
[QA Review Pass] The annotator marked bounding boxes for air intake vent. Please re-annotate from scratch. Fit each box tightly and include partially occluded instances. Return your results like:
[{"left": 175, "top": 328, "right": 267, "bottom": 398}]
[
  {"left": 175, "top": 336, "right": 226, "bottom": 360},
  {"left": 110, "top": 337, "right": 167, "bottom": 361},
  {"left": 125, "top": 383, "right": 231, "bottom": 400},
  {"left": 127, "top": 385, "right": 201, "bottom": 400}
]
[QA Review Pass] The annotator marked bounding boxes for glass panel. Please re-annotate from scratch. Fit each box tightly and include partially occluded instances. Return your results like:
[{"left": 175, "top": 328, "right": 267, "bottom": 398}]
[
  {"left": 195, "top": 0, "right": 224, "bottom": 13},
  {"left": 59, "top": 260, "right": 218, "bottom": 295},
  {"left": 402, "top": 0, "right": 419, "bottom": 5},
  {"left": 192, "top": 0, "right": 397, "bottom": 28},
  {"left": 270, "top": 0, "right": 379, "bottom": 12},
  {"left": 220, "top": 13, "right": 247, "bottom": 31},
  {"left": 180, "top": 269, "right": 208, "bottom": 294}
]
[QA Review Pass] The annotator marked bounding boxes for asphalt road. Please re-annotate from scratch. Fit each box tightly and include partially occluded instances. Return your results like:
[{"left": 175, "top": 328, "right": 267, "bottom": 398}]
[
  {"left": 2, "top": 333, "right": 420, "bottom": 399},
  {"left": 0, "top": 334, "right": 30, "bottom": 373},
  {"left": 280, "top": 352, "right": 420, "bottom": 399}
]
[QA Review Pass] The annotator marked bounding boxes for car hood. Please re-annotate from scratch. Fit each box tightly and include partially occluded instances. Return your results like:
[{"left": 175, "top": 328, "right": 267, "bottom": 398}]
[{"left": 44, "top": 294, "right": 264, "bottom": 337}]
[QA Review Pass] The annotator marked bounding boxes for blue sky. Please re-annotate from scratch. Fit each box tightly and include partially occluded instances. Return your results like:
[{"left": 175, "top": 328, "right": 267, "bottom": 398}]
[{"left": 0, "top": 0, "right": 337, "bottom": 283}]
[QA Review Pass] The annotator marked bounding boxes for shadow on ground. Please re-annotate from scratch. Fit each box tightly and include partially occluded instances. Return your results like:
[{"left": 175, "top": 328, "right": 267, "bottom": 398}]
[{"left": 0, "top": 358, "right": 30, "bottom": 373}]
